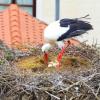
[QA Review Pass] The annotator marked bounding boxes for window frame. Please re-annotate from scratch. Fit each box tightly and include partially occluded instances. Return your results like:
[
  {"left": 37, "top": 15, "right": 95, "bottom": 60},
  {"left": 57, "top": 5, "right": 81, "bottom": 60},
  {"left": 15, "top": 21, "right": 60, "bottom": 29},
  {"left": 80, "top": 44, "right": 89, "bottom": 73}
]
[{"left": 0, "top": 0, "right": 36, "bottom": 17}]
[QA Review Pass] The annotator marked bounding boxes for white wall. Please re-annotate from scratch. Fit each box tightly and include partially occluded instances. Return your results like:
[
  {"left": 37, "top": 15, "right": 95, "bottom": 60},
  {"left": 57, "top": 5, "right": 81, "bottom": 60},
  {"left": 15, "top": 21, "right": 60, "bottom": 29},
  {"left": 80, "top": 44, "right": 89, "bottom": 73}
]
[
  {"left": 36, "top": 0, "right": 55, "bottom": 24},
  {"left": 37, "top": 0, "right": 100, "bottom": 45},
  {"left": 60, "top": 0, "right": 100, "bottom": 45}
]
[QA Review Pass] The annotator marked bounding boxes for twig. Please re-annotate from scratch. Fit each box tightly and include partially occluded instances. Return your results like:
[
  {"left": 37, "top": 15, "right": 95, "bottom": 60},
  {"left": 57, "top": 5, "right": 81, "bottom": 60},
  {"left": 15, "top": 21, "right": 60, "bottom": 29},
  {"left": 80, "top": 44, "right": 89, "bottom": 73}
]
[{"left": 45, "top": 91, "right": 60, "bottom": 100}]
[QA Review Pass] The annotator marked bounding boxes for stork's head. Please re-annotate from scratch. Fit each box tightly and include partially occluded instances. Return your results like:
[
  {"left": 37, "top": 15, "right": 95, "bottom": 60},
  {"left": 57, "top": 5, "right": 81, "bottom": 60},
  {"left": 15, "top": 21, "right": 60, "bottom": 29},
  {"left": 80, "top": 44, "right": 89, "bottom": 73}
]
[{"left": 42, "top": 43, "right": 52, "bottom": 64}]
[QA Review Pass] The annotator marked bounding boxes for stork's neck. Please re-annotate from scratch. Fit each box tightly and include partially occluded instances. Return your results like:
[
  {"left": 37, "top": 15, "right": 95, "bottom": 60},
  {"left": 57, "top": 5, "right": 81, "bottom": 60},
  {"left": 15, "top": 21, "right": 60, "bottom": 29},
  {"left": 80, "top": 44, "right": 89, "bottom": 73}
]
[{"left": 42, "top": 43, "right": 52, "bottom": 52}]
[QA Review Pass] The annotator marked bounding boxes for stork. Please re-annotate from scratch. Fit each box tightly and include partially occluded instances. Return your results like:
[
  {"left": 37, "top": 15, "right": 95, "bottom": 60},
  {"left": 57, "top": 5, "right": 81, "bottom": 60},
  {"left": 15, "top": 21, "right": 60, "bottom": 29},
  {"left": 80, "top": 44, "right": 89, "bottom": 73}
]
[{"left": 42, "top": 15, "right": 93, "bottom": 67}]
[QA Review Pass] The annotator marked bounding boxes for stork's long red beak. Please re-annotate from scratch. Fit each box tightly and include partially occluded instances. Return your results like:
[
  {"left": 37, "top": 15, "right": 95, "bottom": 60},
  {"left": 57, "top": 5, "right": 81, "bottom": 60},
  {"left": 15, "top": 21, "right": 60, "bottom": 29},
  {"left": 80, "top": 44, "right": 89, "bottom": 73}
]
[{"left": 44, "top": 52, "right": 48, "bottom": 64}]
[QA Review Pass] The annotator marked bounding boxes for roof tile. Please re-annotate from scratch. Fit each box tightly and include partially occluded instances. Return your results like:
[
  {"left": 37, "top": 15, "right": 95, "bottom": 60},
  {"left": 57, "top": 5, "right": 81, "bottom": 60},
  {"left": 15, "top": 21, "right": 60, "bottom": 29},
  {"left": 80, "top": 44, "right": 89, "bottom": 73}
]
[{"left": 0, "top": 4, "right": 47, "bottom": 48}]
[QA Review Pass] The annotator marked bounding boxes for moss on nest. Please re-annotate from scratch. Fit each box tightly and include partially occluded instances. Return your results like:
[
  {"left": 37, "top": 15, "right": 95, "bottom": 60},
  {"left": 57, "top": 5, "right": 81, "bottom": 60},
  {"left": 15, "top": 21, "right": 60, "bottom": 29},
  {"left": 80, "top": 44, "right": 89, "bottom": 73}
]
[
  {"left": 17, "top": 55, "right": 45, "bottom": 68},
  {"left": 62, "top": 56, "right": 90, "bottom": 67},
  {"left": 16, "top": 52, "right": 91, "bottom": 73}
]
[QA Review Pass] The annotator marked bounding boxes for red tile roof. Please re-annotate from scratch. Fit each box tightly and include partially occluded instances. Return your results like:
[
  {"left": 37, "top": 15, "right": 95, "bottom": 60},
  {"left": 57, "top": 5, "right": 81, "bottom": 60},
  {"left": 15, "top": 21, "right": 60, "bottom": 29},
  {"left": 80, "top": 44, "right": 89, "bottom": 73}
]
[
  {"left": 0, "top": 4, "right": 47, "bottom": 48},
  {"left": 0, "top": 4, "right": 80, "bottom": 49}
]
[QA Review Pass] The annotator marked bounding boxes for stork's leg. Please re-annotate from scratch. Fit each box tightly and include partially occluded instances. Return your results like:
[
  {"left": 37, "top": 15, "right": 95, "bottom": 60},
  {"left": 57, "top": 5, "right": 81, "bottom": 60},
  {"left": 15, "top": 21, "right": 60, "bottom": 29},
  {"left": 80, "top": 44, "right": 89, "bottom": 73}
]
[
  {"left": 57, "top": 47, "right": 65, "bottom": 67},
  {"left": 44, "top": 52, "right": 48, "bottom": 65},
  {"left": 57, "top": 40, "right": 71, "bottom": 67}
]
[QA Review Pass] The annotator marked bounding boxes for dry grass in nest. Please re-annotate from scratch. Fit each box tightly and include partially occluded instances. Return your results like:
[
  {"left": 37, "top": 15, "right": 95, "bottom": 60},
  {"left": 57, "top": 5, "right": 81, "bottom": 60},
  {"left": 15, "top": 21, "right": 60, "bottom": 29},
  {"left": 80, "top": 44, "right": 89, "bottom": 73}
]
[{"left": 16, "top": 51, "right": 91, "bottom": 74}]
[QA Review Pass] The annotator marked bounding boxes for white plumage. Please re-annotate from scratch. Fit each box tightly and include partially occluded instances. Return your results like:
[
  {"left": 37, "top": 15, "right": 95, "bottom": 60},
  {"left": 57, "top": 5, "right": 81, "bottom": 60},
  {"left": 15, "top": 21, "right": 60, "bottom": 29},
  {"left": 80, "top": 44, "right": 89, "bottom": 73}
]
[
  {"left": 44, "top": 20, "right": 70, "bottom": 42},
  {"left": 42, "top": 20, "right": 69, "bottom": 52}
]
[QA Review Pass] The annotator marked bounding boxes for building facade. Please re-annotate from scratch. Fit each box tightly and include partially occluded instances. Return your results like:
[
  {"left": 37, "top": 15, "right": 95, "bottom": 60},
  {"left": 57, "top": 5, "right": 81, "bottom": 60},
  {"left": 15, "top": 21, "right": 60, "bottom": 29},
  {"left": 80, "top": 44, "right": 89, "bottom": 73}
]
[
  {"left": 36, "top": 0, "right": 100, "bottom": 45},
  {"left": 0, "top": 0, "right": 100, "bottom": 45}
]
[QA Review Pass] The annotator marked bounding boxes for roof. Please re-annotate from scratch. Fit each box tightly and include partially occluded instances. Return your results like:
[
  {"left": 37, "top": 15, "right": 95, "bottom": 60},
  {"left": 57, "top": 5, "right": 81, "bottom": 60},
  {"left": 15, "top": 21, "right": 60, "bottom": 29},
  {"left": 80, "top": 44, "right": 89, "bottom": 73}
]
[
  {"left": 0, "top": 4, "right": 80, "bottom": 49},
  {"left": 0, "top": 4, "right": 47, "bottom": 48}
]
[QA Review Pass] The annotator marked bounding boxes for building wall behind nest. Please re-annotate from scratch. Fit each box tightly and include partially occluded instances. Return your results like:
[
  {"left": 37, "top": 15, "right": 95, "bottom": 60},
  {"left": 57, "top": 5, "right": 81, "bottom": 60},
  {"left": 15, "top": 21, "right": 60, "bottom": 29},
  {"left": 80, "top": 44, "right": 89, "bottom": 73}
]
[
  {"left": 36, "top": 0, "right": 55, "bottom": 24},
  {"left": 37, "top": 0, "right": 100, "bottom": 45}
]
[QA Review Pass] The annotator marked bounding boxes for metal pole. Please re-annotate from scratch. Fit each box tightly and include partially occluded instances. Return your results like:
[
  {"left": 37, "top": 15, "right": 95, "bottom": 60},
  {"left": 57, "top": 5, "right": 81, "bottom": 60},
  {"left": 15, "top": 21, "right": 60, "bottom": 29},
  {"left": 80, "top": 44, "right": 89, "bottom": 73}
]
[{"left": 55, "top": 0, "right": 60, "bottom": 20}]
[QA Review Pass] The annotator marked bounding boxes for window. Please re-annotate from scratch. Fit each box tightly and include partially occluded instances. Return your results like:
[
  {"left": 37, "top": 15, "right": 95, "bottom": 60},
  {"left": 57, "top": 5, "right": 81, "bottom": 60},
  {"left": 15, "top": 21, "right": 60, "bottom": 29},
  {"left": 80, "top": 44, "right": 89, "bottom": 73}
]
[
  {"left": 0, "top": 0, "right": 11, "bottom": 10},
  {"left": 0, "top": 0, "right": 11, "bottom": 4},
  {"left": 0, "top": 0, "right": 36, "bottom": 16}
]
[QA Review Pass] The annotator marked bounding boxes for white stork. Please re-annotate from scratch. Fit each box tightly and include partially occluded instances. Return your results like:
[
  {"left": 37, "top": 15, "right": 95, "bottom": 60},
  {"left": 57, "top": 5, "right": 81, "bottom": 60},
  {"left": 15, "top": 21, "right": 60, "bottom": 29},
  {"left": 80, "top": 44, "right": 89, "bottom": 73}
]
[{"left": 42, "top": 15, "right": 93, "bottom": 67}]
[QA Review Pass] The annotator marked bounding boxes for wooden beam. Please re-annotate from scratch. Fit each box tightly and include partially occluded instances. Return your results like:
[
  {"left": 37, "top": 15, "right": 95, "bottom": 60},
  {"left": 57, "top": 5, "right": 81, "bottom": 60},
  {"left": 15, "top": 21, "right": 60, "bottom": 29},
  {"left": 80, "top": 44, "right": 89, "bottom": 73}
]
[
  {"left": 11, "top": 0, "right": 17, "bottom": 4},
  {"left": 0, "top": 4, "right": 32, "bottom": 7},
  {"left": 0, "top": 4, "right": 9, "bottom": 6},
  {"left": 33, "top": 0, "right": 36, "bottom": 17}
]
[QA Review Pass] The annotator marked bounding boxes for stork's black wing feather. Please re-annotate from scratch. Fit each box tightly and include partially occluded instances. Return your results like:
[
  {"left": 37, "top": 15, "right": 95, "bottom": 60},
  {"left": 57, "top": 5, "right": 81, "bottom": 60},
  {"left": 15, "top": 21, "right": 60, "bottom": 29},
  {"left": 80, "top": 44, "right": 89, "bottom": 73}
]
[
  {"left": 57, "top": 19, "right": 93, "bottom": 41},
  {"left": 60, "top": 18, "right": 77, "bottom": 27},
  {"left": 57, "top": 30, "right": 86, "bottom": 41}
]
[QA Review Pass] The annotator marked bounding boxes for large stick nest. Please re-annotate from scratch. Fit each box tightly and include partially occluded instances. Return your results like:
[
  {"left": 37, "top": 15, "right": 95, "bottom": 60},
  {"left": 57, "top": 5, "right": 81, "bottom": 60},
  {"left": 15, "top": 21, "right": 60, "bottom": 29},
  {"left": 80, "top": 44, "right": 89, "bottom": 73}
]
[{"left": 0, "top": 41, "right": 100, "bottom": 100}]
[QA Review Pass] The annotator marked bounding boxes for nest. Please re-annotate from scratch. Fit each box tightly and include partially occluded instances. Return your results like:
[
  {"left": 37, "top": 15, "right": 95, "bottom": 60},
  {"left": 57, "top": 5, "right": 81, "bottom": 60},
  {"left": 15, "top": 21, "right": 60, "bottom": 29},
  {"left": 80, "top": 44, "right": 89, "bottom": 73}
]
[{"left": 0, "top": 42, "right": 100, "bottom": 100}]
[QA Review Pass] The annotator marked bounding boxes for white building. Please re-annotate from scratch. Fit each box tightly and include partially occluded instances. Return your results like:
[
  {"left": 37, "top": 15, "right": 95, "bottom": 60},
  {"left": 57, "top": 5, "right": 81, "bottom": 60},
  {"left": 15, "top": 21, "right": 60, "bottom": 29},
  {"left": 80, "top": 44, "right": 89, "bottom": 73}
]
[
  {"left": 37, "top": 0, "right": 100, "bottom": 45},
  {"left": 0, "top": 0, "right": 100, "bottom": 45}
]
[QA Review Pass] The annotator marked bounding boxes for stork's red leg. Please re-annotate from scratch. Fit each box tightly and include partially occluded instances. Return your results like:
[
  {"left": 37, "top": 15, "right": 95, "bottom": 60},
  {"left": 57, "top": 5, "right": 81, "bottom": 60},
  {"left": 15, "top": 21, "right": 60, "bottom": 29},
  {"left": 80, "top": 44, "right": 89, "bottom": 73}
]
[
  {"left": 44, "top": 52, "right": 48, "bottom": 65},
  {"left": 57, "top": 41, "right": 71, "bottom": 67},
  {"left": 57, "top": 47, "right": 65, "bottom": 63},
  {"left": 57, "top": 47, "right": 66, "bottom": 67}
]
